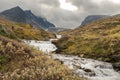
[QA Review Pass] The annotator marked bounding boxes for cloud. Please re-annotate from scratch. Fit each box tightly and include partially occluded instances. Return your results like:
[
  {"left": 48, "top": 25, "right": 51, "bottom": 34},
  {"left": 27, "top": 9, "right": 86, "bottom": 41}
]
[
  {"left": 59, "top": 0, "right": 78, "bottom": 11},
  {"left": 0, "top": 0, "right": 120, "bottom": 29}
]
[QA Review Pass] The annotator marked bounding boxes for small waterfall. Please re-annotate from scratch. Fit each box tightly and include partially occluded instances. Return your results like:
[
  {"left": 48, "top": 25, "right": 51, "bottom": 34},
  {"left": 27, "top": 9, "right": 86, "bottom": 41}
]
[{"left": 23, "top": 40, "right": 57, "bottom": 53}]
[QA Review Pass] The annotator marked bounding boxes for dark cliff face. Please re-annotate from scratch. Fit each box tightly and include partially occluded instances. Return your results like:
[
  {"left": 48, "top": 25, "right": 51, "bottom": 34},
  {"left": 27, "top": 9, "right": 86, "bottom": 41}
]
[
  {"left": 81, "top": 15, "right": 109, "bottom": 26},
  {"left": 0, "top": 6, "right": 55, "bottom": 29}
]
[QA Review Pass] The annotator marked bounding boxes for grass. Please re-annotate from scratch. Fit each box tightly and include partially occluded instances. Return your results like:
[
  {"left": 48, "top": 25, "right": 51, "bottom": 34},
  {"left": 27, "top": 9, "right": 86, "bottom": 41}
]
[
  {"left": 0, "top": 18, "right": 55, "bottom": 40},
  {"left": 54, "top": 15, "right": 120, "bottom": 70},
  {"left": 0, "top": 35, "right": 86, "bottom": 80}
]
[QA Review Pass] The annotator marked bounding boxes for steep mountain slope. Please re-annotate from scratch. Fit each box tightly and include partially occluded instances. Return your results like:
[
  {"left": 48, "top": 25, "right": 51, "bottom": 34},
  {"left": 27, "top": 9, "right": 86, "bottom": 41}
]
[
  {"left": 0, "top": 6, "right": 55, "bottom": 29},
  {"left": 54, "top": 14, "right": 120, "bottom": 71},
  {"left": 25, "top": 10, "right": 55, "bottom": 29},
  {"left": 0, "top": 17, "right": 55, "bottom": 40},
  {"left": 81, "top": 15, "right": 109, "bottom": 26},
  {"left": 0, "top": 6, "right": 26, "bottom": 23}
]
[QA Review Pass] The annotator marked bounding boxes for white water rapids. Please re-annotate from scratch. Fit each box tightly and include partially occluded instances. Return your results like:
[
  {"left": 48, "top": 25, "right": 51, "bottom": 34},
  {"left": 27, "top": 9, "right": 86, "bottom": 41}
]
[{"left": 23, "top": 38, "right": 120, "bottom": 80}]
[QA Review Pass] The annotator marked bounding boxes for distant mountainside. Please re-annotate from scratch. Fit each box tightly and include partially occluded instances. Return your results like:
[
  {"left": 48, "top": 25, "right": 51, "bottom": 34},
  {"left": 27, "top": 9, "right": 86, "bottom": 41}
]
[
  {"left": 0, "top": 6, "right": 55, "bottom": 29},
  {"left": 81, "top": 15, "right": 110, "bottom": 26}
]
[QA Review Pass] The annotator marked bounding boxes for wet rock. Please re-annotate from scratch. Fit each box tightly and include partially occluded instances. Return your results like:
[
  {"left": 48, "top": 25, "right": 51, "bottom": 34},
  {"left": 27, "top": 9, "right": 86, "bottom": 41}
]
[
  {"left": 113, "top": 63, "right": 120, "bottom": 71},
  {"left": 82, "top": 68, "right": 96, "bottom": 77},
  {"left": 84, "top": 72, "right": 96, "bottom": 77},
  {"left": 83, "top": 68, "right": 92, "bottom": 72},
  {"left": 89, "top": 72, "right": 96, "bottom": 77},
  {"left": 73, "top": 58, "right": 79, "bottom": 61}
]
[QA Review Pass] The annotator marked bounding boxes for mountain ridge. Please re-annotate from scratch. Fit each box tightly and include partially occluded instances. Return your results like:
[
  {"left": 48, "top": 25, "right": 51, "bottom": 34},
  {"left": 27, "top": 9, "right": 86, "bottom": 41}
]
[
  {"left": 81, "top": 15, "right": 110, "bottom": 26},
  {"left": 0, "top": 6, "right": 55, "bottom": 29}
]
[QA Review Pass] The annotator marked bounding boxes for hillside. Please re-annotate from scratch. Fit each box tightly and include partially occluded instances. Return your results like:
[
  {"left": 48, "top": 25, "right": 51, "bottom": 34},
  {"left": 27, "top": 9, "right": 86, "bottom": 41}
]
[
  {"left": 0, "top": 6, "right": 55, "bottom": 29},
  {"left": 54, "top": 14, "right": 120, "bottom": 71},
  {"left": 0, "top": 17, "right": 55, "bottom": 40},
  {"left": 0, "top": 15, "right": 86, "bottom": 80},
  {"left": 0, "top": 35, "right": 86, "bottom": 80}
]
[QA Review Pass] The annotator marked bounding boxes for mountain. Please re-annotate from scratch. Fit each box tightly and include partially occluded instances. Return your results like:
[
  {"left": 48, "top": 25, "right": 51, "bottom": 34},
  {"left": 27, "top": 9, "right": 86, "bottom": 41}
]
[
  {"left": 54, "top": 14, "right": 120, "bottom": 71},
  {"left": 0, "top": 8, "right": 83, "bottom": 80},
  {"left": 24, "top": 10, "right": 55, "bottom": 29},
  {"left": 0, "top": 6, "right": 55, "bottom": 29},
  {"left": 81, "top": 15, "right": 109, "bottom": 26},
  {"left": 0, "top": 6, "right": 26, "bottom": 23}
]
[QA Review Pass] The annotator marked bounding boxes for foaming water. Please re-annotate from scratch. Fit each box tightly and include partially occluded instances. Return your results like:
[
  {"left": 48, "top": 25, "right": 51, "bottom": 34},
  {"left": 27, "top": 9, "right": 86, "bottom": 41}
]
[
  {"left": 52, "top": 54, "right": 120, "bottom": 80},
  {"left": 23, "top": 40, "right": 57, "bottom": 53}
]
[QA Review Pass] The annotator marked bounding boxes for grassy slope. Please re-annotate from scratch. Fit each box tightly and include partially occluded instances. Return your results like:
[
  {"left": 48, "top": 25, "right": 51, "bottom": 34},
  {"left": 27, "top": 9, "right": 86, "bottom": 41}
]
[
  {"left": 0, "top": 35, "right": 86, "bottom": 80},
  {"left": 54, "top": 15, "right": 120, "bottom": 70},
  {"left": 0, "top": 18, "right": 86, "bottom": 80},
  {"left": 0, "top": 17, "right": 55, "bottom": 40}
]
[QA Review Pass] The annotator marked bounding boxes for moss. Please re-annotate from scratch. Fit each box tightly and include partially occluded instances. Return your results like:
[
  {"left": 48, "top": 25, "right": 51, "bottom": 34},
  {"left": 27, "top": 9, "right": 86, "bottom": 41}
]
[
  {"left": 0, "top": 55, "right": 9, "bottom": 65},
  {"left": 0, "top": 54, "right": 10, "bottom": 71}
]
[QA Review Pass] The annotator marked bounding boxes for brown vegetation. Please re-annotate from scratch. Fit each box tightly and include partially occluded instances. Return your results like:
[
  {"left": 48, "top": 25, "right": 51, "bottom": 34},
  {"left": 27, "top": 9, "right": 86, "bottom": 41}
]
[
  {"left": 0, "top": 17, "right": 55, "bottom": 40},
  {"left": 0, "top": 35, "right": 85, "bottom": 80}
]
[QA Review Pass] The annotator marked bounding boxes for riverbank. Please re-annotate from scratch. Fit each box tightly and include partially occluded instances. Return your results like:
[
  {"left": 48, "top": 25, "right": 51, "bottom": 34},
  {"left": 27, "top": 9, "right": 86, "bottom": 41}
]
[
  {"left": 24, "top": 39, "right": 120, "bottom": 80},
  {"left": 0, "top": 35, "right": 82, "bottom": 80}
]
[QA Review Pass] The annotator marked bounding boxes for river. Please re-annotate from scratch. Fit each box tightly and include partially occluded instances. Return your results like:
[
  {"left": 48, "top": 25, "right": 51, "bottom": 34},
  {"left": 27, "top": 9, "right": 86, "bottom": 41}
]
[{"left": 23, "top": 38, "right": 120, "bottom": 80}]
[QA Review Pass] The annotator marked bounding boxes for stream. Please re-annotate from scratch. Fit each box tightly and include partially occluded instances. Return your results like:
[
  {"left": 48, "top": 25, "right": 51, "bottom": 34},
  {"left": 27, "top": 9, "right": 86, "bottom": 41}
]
[{"left": 23, "top": 37, "right": 120, "bottom": 80}]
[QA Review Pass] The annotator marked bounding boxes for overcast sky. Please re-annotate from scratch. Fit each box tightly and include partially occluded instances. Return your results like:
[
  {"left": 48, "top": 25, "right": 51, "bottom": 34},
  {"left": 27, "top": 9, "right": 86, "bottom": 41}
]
[{"left": 0, "top": 0, "right": 120, "bottom": 29}]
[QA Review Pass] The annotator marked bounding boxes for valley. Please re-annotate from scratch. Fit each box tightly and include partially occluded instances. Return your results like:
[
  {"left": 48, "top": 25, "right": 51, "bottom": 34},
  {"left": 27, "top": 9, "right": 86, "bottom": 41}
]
[{"left": 0, "top": 5, "right": 120, "bottom": 80}]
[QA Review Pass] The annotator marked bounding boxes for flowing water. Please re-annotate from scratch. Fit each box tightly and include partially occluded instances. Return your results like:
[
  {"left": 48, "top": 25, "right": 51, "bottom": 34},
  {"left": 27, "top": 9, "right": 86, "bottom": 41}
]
[
  {"left": 23, "top": 39, "right": 120, "bottom": 80},
  {"left": 52, "top": 54, "right": 120, "bottom": 80}
]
